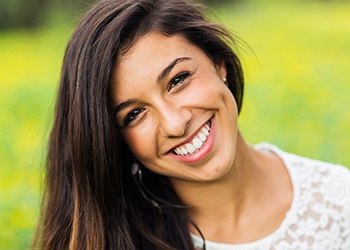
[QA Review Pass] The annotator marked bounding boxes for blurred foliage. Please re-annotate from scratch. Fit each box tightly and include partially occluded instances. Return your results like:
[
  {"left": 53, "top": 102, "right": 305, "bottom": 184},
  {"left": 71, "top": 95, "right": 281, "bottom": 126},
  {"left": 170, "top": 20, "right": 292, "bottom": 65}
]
[
  {"left": 1, "top": 0, "right": 350, "bottom": 249},
  {"left": 0, "top": 0, "right": 96, "bottom": 29},
  {"left": 0, "top": 0, "right": 47, "bottom": 29}
]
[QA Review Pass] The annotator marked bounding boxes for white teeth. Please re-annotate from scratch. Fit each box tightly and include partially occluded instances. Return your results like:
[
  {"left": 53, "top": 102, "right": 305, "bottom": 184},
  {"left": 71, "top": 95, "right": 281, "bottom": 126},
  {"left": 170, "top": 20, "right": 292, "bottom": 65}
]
[
  {"left": 192, "top": 138, "right": 203, "bottom": 149},
  {"left": 186, "top": 144, "right": 196, "bottom": 154},
  {"left": 201, "top": 127, "right": 209, "bottom": 136},
  {"left": 180, "top": 147, "right": 188, "bottom": 155},
  {"left": 173, "top": 121, "right": 211, "bottom": 156},
  {"left": 198, "top": 132, "right": 206, "bottom": 142}
]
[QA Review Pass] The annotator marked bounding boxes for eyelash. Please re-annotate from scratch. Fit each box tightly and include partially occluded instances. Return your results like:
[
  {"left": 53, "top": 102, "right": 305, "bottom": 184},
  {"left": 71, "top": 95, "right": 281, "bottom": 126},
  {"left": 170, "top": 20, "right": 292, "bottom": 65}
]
[
  {"left": 168, "top": 71, "right": 192, "bottom": 91},
  {"left": 123, "top": 107, "right": 146, "bottom": 127}
]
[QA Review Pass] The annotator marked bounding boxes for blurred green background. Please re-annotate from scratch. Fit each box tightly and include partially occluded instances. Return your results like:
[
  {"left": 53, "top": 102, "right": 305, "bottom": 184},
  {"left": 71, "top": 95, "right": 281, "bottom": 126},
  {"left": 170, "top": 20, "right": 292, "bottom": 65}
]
[{"left": 1, "top": 0, "right": 349, "bottom": 249}]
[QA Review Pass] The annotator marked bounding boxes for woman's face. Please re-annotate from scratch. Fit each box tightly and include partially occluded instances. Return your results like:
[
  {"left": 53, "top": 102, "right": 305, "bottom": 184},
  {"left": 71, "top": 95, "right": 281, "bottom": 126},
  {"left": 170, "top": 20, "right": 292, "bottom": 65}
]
[{"left": 111, "top": 32, "right": 238, "bottom": 183}]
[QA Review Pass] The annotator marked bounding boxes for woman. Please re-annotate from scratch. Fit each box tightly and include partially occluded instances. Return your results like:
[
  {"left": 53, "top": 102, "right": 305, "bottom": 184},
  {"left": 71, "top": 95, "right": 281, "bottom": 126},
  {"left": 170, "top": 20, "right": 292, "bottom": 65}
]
[{"left": 34, "top": 0, "right": 350, "bottom": 249}]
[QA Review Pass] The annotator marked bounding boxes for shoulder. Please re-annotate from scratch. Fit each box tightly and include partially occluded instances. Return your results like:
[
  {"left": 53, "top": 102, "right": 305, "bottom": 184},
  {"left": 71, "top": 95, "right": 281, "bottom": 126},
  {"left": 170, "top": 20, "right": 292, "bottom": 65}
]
[
  {"left": 257, "top": 143, "right": 350, "bottom": 219},
  {"left": 276, "top": 144, "right": 350, "bottom": 204},
  {"left": 255, "top": 142, "right": 350, "bottom": 193},
  {"left": 278, "top": 146, "right": 350, "bottom": 200},
  {"left": 288, "top": 151, "right": 350, "bottom": 212},
  {"left": 256, "top": 143, "right": 350, "bottom": 248},
  {"left": 256, "top": 142, "right": 350, "bottom": 215}
]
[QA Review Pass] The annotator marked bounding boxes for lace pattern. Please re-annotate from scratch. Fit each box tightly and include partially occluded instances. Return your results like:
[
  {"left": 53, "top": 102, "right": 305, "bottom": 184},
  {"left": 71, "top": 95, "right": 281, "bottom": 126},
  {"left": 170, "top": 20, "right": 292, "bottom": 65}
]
[{"left": 192, "top": 143, "right": 350, "bottom": 250}]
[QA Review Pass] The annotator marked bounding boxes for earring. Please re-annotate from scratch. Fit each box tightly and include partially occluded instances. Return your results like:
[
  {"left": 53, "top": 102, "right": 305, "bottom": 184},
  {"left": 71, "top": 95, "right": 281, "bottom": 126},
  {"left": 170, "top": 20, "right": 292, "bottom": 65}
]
[
  {"left": 131, "top": 160, "right": 190, "bottom": 213},
  {"left": 223, "top": 77, "right": 228, "bottom": 86},
  {"left": 131, "top": 162, "right": 161, "bottom": 212}
]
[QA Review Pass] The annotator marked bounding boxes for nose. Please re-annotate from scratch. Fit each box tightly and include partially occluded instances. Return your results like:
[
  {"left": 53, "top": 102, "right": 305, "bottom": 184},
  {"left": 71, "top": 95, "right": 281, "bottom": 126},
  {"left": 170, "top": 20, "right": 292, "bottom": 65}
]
[{"left": 157, "top": 102, "right": 191, "bottom": 138}]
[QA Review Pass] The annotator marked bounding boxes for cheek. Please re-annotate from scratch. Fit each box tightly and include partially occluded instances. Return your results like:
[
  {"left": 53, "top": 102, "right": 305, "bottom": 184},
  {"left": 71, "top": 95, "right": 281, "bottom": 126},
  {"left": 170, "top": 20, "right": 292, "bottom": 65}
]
[
  {"left": 122, "top": 124, "right": 157, "bottom": 161},
  {"left": 181, "top": 80, "right": 226, "bottom": 107},
  {"left": 198, "top": 82, "right": 235, "bottom": 111}
]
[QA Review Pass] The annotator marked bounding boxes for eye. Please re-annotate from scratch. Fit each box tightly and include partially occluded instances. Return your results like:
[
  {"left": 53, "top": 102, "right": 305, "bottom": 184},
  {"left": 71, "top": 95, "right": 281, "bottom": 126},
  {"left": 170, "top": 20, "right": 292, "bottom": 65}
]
[
  {"left": 168, "top": 71, "right": 191, "bottom": 91},
  {"left": 123, "top": 107, "right": 146, "bottom": 127}
]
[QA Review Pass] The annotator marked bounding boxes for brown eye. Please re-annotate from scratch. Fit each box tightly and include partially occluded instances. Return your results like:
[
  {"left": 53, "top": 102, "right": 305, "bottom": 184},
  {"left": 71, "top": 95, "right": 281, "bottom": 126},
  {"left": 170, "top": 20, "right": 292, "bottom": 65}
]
[
  {"left": 123, "top": 107, "right": 146, "bottom": 127},
  {"left": 168, "top": 71, "right": 191, "bottom": 91}
]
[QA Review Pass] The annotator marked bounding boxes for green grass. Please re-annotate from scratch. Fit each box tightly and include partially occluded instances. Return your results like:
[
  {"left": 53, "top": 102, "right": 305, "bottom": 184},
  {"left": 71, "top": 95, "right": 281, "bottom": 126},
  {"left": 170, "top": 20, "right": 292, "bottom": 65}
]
[{"left": 1, "top": 1, "right": 349, "bottom": 249}]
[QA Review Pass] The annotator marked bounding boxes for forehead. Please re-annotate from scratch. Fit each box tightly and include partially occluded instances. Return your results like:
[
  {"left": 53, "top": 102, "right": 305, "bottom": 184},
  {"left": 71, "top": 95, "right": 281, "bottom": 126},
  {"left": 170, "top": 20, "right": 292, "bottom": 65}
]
[
  {"left": 121, "top": 32, "right": 196, "bottom": 62},
  {"left": 115, "top": 32, "right": 205, "bottom": 80}
]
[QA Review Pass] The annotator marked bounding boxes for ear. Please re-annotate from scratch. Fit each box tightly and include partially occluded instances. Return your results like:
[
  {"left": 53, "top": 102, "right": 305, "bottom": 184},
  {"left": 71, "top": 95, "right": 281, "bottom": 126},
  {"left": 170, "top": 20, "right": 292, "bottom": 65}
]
[{"left": 215, "top": 60, "right": 227, "bottom": 80}]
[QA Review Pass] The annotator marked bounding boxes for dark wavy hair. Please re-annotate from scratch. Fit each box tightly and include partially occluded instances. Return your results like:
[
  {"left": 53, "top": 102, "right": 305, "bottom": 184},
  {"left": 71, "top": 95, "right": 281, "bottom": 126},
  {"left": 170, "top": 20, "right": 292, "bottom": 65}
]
[{"left": 33, "top": 0, "right": 244, "bottom": 249}]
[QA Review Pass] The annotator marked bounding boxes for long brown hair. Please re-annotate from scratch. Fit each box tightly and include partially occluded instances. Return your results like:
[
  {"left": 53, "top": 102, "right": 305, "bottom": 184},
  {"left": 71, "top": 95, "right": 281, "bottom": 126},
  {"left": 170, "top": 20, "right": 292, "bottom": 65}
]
[{"left": 33, "top": 0, "right": 244, "bottom": 249}]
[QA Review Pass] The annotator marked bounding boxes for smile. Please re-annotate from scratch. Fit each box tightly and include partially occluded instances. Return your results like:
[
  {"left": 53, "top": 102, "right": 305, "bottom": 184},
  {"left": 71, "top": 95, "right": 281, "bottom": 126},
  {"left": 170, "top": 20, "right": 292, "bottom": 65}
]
[{"left": 173, "top": 121, "right": 211, "bottom": 156}]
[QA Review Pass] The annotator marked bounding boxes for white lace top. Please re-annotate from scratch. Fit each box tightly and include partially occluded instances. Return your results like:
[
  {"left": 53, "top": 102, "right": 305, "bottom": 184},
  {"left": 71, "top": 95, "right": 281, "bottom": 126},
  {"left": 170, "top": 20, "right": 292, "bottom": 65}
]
[{"left": 192, "top": 143, "right": 350, "bottom": 250}]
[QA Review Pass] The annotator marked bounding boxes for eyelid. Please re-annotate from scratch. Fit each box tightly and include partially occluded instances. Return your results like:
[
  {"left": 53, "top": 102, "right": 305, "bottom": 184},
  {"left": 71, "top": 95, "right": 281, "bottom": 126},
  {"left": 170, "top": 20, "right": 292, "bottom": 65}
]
[
  {"left": 167, "top": 65, "right": 198, "bottom": 92},
  {"left": 167, "top": 71, "right": 191, "bottom": 91},
  {"left": 117, "top": 107, "right": 146, "bottom": 129}
]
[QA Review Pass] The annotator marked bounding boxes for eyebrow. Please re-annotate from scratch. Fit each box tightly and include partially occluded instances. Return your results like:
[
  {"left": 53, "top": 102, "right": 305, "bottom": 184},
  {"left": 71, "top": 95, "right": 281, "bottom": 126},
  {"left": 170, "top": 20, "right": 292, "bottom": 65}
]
[
  {"left": 157, "top": 57, "right": 191, "bottom": 83},
  {"left": 112, "top": 57, "right": 192, "bottom": 115},
  {"left": 112, "top": 99, "right": 138, "bottom": 115}
]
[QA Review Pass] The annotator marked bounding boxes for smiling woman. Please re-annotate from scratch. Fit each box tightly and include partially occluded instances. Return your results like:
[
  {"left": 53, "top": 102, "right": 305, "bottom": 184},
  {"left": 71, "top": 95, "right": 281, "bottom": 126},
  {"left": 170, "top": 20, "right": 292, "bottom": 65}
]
[
  {"left": 33, "top": 0, "right": 350, "bottom": 249},
  {"left": 112, "top": 33, "right": 238, "bottom": 179}
]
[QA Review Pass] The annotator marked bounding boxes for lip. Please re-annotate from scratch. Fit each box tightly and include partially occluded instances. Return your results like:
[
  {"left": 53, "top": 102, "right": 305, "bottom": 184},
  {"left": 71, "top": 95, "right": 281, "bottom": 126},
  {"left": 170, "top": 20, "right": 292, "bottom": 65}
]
[
  {"left": 167, "top": 116, "right": 216, "bottom": 164},
  {"left": 171, "top": 118, "right": 211, "bottom": 150}
]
